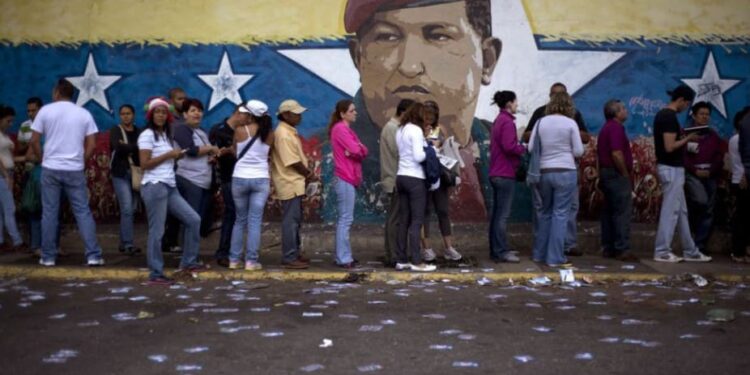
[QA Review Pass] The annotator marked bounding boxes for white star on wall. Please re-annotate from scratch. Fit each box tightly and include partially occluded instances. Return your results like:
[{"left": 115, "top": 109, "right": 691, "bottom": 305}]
[
  {"left": 681, "top": 51, "right": 740, "bottom": 118},
  {"left": 276, "top": 0, "right": 625, "bottom": 128},
  {"left": 66, "top": 53, "right": 121, "bottom": 111},
  {"left": 198, "top": 51, "right": 253, "bottom": 111}
]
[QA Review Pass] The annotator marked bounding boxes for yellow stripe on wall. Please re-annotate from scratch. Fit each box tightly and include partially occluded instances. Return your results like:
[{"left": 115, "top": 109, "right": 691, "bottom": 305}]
[
  {"left": 0, "top": 0, "right": 348, "bottom": 46},
  {"left": 525, "top": 0, "right": 750, "bottom": 44},
  {"left": 1, "top": 0, "right": 748, "bottom": 45}
]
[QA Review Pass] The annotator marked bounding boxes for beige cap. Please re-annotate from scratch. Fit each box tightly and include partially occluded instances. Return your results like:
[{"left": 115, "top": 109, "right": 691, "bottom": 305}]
[{"left": 277, "top": 99, "right": 307, "bottom": 115}]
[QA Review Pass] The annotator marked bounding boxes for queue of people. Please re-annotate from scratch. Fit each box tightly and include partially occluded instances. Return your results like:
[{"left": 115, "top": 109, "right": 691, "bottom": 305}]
[{"left": 1, "top": 79, "right": 749, "bottom": 284}]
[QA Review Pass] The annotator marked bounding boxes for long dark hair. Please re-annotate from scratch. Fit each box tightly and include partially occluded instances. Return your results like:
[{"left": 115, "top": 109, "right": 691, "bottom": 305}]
[
  {"left": 399, "top": 102, "right": 426, "bottom": 127},
  {"left": 146, "top": 107, "right": 172, "bottom": 142},
  {"left": 424, "top": 100, "right": 440, "bottom": 128},
  {"left": 327, "top": 99, "right": 353, "bottom": 138},
  {"left": 250, "top": 114, "right": 273, "bottom": 144}
]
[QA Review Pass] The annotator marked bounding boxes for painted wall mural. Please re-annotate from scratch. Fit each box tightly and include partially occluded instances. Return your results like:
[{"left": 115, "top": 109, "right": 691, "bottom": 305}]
[{"left": 1, "top": 0, "right": 749, "bottom": 223}]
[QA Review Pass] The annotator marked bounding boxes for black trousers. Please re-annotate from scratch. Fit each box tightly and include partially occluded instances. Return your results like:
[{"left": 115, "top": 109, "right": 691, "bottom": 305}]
[
  {"left": 383, "top": 192, "right": 399, "bottom": 264},
  {"left": 396, "top": 176, "right": 426, "bottom": 264},
  {"left": 731, "top": 184, "right": 750, "bottom": 257},
  {"left": 424, "top": 185, "right": 452, "bottom": 239}
]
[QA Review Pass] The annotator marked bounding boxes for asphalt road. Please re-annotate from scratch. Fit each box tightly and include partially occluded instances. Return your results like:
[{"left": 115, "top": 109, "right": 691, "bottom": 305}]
[{"left": 1, "top": 277, "right": 749, "bottom": 375}]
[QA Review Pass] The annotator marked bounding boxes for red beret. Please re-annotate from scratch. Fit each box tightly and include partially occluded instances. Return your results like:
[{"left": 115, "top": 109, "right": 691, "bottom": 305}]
[{"left": 344, "top": 0, "right": 459, "bottom": 33}]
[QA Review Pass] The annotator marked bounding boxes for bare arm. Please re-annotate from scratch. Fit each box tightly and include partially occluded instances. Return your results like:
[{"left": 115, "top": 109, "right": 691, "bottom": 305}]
[
  {"left": 84, "top": 134, "right": 96, "bottom": 160},
  {"left": 611, "top": 150, "right": 630, "bottom": 179},
  {"left": 30, "top": 131, "right": 42, "bottom": 163},
  {"left": 664, "top": 132, "right": 697, "bottom": 153},
  {"left": 139, "top": 148, "right": 181, "bottom": 171}
]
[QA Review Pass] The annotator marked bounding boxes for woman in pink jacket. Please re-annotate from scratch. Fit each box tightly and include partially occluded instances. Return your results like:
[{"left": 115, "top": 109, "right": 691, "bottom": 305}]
[{"left": 328, "top": 99, "right": 369, "bottom": 268}]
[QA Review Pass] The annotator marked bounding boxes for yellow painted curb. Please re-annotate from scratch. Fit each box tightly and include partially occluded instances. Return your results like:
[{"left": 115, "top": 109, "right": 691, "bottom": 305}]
[{"left": 1, "top": 265, "right": 747, "bottom": 284}]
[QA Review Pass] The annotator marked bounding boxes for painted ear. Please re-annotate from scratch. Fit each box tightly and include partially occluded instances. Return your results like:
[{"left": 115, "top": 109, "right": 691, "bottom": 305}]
[
  {"left": 348, "top": 38, "right": 362, "bottom": 71},
  {"left": 481, "top": 37, "right": 502, "bottom": 85}
]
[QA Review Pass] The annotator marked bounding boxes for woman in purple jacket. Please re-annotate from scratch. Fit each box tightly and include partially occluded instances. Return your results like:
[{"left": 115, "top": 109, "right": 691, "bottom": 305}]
[
  {"left": 328, "top": 99, "right": 369, "bottom": 269},
  {"left": 489, "top": 91, "right": 526, "bottom": 263}
]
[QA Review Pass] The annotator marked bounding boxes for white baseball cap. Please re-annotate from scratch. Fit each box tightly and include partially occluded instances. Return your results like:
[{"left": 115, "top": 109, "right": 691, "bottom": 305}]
[{"left": 239, "top": 99, "right": 268, "bottom": 116}]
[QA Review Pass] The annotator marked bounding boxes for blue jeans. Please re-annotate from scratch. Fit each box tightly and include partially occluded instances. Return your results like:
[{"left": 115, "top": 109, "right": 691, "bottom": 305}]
[
  {"left": 532, "top": 171, "right": 577, "bottom": 265},
  {"left": 489, "top": 176, "right": 515, "bottom": 259},
  {"left": 41, "top": 168, "right": 102, "bottom": 262},
  {"left": 0, "top": 174, "right": 22, "bottom": 246},
  {"left": 654, "top": 165, "right": 699, "bottom": 257},
  {"left": 229, "top": 177, "right": 270, "bottom": 263},
  {"left": 565, "top": 182, "right": 579, "bottom": 251},
  {"left": 141, "top": 182, "right": 201, "bottom": 278},
  {"left": 599, "top": 168, "right": 632, "bottom": 255},
  {"left": 29, "top": 217, "right": 41, "bottom": 249},
  {"left": 490, "top": 177, "right": 516, "bottom": 260},
  {"left": 112, "top": 175, "right": 136, "bottom": 248},
  {"left": 684, "top": 174, "right": 717, "bottom": 251},
  {"left": 334, "top": 178, "right": 355, "bottom": 265},
  {"left": 216, "top": 181, "right": 235, "bottom": 260}
]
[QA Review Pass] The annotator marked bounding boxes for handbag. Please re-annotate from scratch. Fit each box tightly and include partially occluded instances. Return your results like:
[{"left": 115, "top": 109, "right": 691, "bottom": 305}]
[
  {"left": 526, "top": 119, "right": 543, "bottom": 185},
  {"left": 118, "top": 126, "right": 143, "bottom": 191},
  {"left": 20, "top": 172, "right": 42, "bottom": 214}
]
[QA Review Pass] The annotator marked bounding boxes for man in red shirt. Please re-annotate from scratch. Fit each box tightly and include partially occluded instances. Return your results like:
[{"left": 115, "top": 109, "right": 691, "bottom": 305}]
[{"left": 597, "top": 99, "right": 637, "bottom": 262}]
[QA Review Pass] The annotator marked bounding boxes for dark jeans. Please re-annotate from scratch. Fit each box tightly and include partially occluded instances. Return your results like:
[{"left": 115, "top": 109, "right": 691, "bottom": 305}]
[
  {"left": 731, "top": 184, "right": 750, "bottom": 257},
  {"left": 599, "top": 168, "right": 632, "bottom": 255},
  {"left": 215, "top": 181, "right": 235, "bottom": 260},
  {"left": 685, "top": 174, "right": 717, "bottom": 251},
  {"left": 396, "top": 175, "right": 426, "bottom": 264},
  {"left": 489, "top": 176, "right": 515, "bottom": 259},
  {"left": 424, "top": 184, "right": 451, "bottom": 238},
  {"left": 280, "top": 196, "right": 303, "bottom": 263},
  {"left": 383, "top": 192, "right": 399, "bottom": 264},
  {"left": 176, "top": 175, "right": 211, "bottom": 240}
]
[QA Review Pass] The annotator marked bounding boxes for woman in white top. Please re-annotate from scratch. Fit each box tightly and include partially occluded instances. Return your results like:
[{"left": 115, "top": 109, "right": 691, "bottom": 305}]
[
  {"left": 228, "top": 100, "right": 274, "bottom": 271},
  {"left": 395, "top": 102, "right": 436, "bottom": 272},
  {"left": 138, "top": 98, "right": 206, "bottom": 285},
  {"left": 528, "top": 92, "right": 584, "bottom": 268},
  {"left": 729, "top": 107, "right": 749, "bottom": 263},
  {"left": 0, "top": 105, "right": 24, "bottom": 251}
]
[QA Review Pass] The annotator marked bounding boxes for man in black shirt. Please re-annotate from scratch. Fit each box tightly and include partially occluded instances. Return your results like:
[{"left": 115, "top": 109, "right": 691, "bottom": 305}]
[
  {"left": 208, "top": 104, "right": 251, "bottom": 267},
  {"left": 653, "top": 84, "right": 710, "bottom": 263},
  {"left": 522, "top": 82, "right": 590, "bottom": 257}
]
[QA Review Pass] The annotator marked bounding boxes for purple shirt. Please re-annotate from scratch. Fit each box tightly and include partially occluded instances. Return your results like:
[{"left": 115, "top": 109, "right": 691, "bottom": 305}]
[
  {"left": 489, "top": 110, "right": 526, "bottom": 178},
  {"left": 331, "top": 121, "right": 369, "bottom": 187},
  {"left": 597, "top": 119, "right": 633, "bottom": 172},
  {"left": 684, "top": 127, "right": 724, "bottom": 178}
]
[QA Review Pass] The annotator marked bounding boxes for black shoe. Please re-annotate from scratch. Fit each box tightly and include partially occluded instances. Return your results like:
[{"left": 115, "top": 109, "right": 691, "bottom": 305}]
[
  {"left": 148, "top": 276, "right": 175, "bottom": 286},
  {"left": 565, "top": 248, "right": 583, "bottom": 257},
  {"left": 215, "top": 258, "right": 230, "bottom": 268},
  {"left": 120, "top": 246, "right": 141, "bottom": 256}
]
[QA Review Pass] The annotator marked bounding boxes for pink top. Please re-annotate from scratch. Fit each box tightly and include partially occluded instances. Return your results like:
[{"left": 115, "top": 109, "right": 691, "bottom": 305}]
[{"left": 331, "top": 120, "right": 369, "bottom": 186}]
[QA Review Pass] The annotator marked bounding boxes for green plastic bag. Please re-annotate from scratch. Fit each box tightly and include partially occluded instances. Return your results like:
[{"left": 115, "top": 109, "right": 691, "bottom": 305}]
[{"left": 20, "top": 175, "right": 42, "bottom": 214}]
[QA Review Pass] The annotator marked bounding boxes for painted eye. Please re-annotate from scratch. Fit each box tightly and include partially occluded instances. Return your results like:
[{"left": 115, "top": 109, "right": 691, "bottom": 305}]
[{"left": 374, "top": 32, "right": 400, "bottom": 42}]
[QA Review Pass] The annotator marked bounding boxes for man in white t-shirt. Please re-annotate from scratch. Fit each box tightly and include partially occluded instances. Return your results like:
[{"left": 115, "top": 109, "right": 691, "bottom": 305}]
[{"left": 29, "top": 79, "right": 104, "bottom": 267}]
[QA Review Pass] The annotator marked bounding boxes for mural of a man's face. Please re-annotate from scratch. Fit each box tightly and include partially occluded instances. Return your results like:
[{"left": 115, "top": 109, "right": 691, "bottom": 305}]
[{"left": 349, "top": 1, "right": 500, "bottom": 145}]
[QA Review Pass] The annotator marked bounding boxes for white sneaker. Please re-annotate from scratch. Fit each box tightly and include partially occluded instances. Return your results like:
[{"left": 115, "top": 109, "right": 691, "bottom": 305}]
[
  {"left": 395, "top": 262, "right": 412, "bottom": 271},
  {"left": 87, "top": 258, "right": 105, "bottom": 267},
  {"left": 422, "top": 248, "right": 436, "bottom": 262},
  {"left": 443, "top": 247, "right": 462, "bottom": 261},
  {"left": 244, "top": 260, "right": 263, "bottom": 271},
  {"left": 684, "top": 252, "right": 712, "bottom": 262},
  {"left": 411, "top": 263, "right": 437, "bottom": 272},
  {"left": 654, "top": 253, "right": 683, "bottom": 263},
  {"left": 39, "top": 258, "right": 55, "bottom": 267}
]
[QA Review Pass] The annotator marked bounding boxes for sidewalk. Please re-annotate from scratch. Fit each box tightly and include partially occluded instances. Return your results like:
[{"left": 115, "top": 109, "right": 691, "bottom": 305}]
[{"left": 1, "top": 222, "right": 748, "bottom": 283}]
